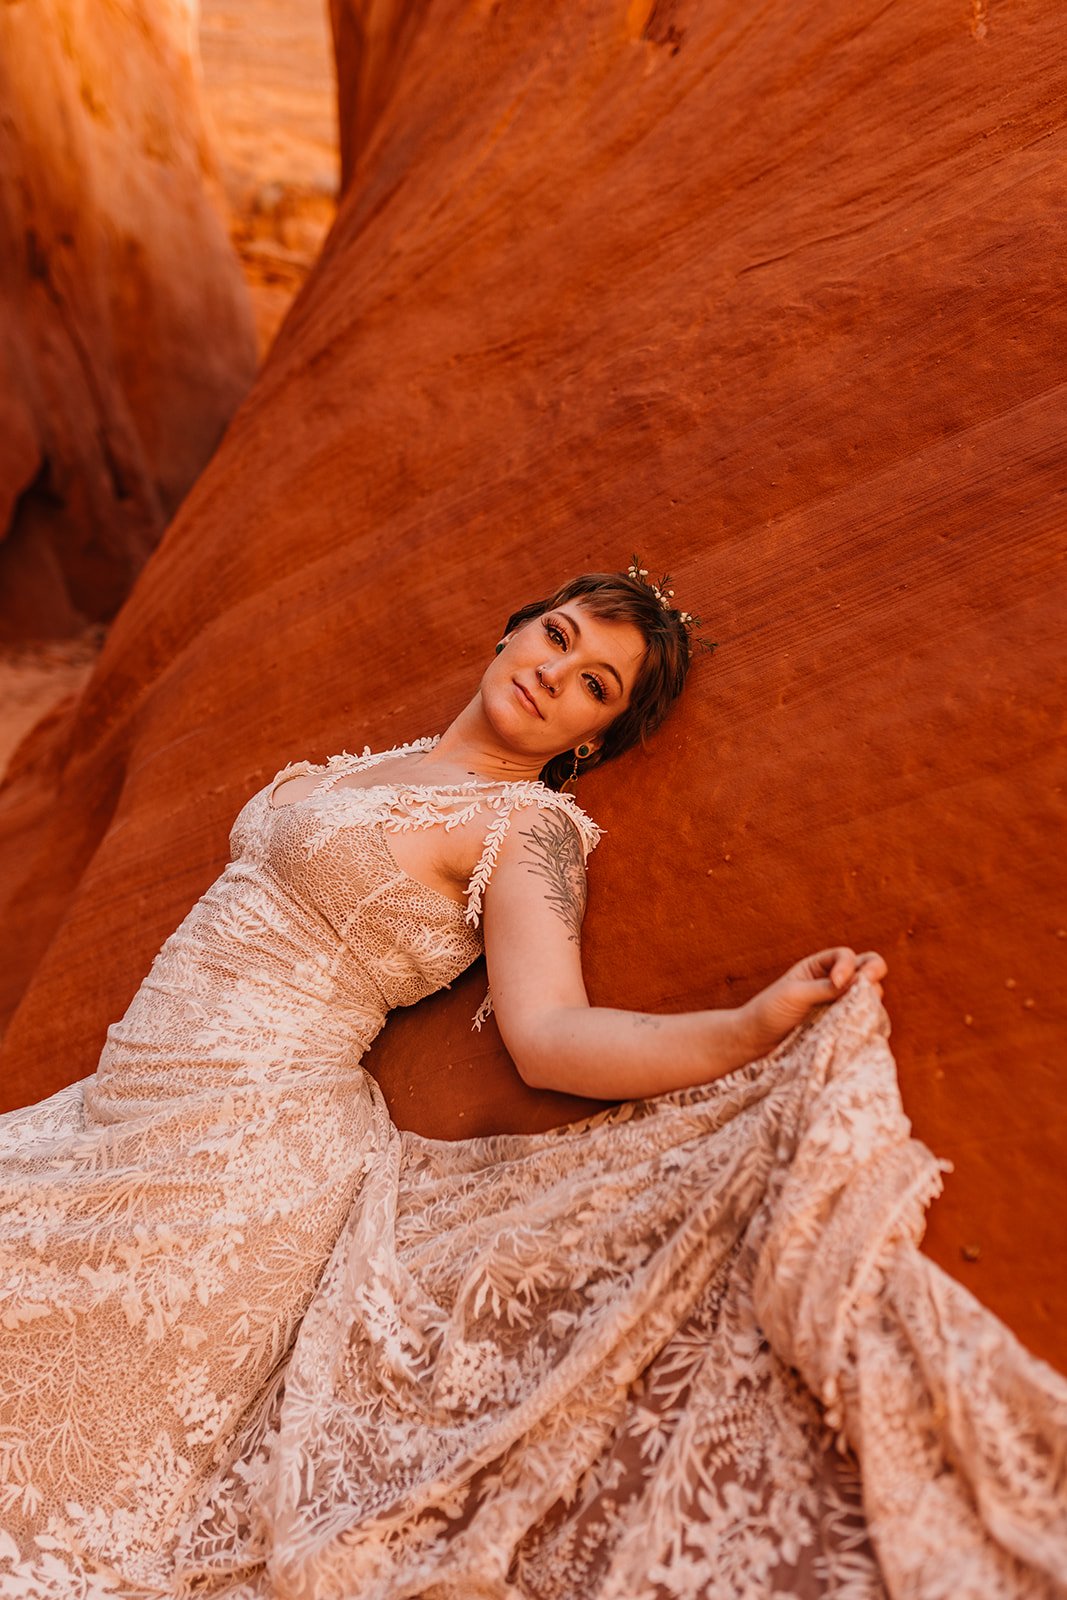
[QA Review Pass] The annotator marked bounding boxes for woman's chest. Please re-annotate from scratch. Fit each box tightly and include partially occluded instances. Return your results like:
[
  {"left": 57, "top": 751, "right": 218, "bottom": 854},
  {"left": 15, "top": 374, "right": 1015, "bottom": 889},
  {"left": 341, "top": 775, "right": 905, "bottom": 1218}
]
[
  {"left": 238, "top": 799, "right": 482, "bottom": 999},
  {"left": 267, "top": 766, "right": 492, "bottom": 910}
]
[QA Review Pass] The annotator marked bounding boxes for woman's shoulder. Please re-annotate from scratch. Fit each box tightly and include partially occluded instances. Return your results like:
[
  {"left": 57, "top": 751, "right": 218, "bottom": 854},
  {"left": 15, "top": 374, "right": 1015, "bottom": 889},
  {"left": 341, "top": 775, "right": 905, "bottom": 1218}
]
[
  {"left": 463, "top": 782, "right": 601, "bottom": 932},
  {"left": 480, "top": 780, "right": 602, "bottom": 858}
]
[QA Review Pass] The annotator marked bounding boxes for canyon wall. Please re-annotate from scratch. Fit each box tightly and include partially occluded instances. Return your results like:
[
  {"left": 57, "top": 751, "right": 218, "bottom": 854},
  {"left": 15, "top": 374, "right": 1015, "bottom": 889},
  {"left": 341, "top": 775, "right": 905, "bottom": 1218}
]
[
  {"left": 328, "top": 0, "right": 433, "bottom": 193},
  {"left": 0, "top": 0, "right": 1063, "bottom": 1368},
  {"left": 0, "top": 0, "right": 256, "bottom": 640}
]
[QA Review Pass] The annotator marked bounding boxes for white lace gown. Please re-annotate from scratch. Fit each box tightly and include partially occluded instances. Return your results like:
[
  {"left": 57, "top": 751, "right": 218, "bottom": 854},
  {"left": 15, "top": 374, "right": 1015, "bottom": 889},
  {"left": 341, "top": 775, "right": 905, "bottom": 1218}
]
[{"left": 0, "top": 740, "right": 1064, "bottom": 1599}]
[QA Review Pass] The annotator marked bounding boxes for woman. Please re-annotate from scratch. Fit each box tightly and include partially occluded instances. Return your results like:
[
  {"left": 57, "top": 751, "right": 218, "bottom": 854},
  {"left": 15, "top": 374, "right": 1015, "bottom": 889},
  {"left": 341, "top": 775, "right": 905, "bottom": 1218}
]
[{"left": 0, "top": 566, "right": 1062, "bottom": 1599}]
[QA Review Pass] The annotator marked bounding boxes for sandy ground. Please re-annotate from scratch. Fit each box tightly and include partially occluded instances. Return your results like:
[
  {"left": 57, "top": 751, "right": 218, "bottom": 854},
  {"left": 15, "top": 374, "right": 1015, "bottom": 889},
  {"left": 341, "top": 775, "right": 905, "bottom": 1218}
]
[
  {"left": 0, "top": 0, "right": 339, "bottom": 779},
  {"left": 199, "top": 0, "right": 340, "bottom": 358}
]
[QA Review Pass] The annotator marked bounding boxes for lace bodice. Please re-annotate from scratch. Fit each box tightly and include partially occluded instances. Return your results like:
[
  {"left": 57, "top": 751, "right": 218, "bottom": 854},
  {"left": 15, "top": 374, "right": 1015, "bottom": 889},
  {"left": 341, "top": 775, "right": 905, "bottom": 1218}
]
[{"left": 94, "top": 737, "right": 600, "bottom": 1109}]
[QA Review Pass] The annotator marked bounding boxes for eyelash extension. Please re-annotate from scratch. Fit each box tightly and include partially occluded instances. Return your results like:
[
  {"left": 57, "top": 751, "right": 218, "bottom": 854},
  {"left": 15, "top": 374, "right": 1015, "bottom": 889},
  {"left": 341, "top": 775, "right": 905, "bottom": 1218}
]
[{"left": 542, "top": 618, "right": 607, "bottom": 701}]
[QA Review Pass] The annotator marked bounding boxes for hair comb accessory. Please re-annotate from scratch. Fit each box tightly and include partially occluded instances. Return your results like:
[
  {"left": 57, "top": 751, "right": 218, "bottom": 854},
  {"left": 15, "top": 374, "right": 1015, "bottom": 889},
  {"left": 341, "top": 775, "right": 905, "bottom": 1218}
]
[{"left": 627, "top": 555, "right": 717, "bottom": 654}]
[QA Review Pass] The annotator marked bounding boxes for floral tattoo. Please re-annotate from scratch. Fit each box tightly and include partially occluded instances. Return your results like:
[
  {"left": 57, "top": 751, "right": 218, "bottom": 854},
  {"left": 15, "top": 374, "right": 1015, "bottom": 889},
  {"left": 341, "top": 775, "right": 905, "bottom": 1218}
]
[{"left": 519, "top": 811, "right": 587, "bottom": 945}]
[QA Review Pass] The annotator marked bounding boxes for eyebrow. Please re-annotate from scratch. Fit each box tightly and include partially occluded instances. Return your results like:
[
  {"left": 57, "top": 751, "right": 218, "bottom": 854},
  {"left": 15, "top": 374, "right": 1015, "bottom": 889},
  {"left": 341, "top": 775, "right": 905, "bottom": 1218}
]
[{"left": 556, "top": 608, "right": 626, "bottom": 694}]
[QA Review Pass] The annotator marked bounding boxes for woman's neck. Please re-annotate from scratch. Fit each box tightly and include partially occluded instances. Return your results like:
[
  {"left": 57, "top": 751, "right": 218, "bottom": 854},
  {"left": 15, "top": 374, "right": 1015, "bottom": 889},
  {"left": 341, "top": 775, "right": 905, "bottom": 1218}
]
[{"left": 411, "top": 700, "right": 548, "bottom": 784}]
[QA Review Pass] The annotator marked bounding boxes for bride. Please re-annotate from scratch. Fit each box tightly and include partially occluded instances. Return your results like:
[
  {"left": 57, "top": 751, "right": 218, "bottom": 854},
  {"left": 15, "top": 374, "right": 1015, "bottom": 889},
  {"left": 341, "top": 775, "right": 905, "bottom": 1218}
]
[{"left": 0, "top": 564, "right": 1062, "bottom": 1599}]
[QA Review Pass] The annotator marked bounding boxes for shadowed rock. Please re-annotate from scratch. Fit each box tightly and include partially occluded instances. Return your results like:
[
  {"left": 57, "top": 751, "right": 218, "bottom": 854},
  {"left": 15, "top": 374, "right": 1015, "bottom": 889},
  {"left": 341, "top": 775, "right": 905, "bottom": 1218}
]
[
  {"left": 328, "top": 0, "right": 433, "bottom": 194},
  {"left": 0, "top": 0, "right": 257, "bottom": 640},
  {"left": 0, "top": 0, "right": 1063, "bottom": 1370}
]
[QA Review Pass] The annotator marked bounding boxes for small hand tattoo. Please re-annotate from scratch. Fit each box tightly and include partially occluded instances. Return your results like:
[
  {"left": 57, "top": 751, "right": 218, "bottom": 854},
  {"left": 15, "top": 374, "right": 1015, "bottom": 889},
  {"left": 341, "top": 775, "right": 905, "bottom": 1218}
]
[
  {"left": 519, "top": 812, "right": 587, "bottom": 945},
  {"left": 632, "top": 1013, "right": 662, "bottom": 1030}
]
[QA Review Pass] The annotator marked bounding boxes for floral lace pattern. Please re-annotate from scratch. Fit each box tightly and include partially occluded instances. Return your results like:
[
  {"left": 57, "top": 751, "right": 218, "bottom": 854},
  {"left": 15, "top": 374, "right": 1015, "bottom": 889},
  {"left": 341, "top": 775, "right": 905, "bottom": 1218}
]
[{"left": 0, "top": 743, "right": 1064, "bottom": 1598}]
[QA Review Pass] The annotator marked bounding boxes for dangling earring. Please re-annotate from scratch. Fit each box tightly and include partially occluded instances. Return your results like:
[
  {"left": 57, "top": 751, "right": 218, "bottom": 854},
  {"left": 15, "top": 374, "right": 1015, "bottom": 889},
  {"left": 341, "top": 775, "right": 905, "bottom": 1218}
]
[{"left": 568, "top": 743, "right": 592, "bottom": 786}]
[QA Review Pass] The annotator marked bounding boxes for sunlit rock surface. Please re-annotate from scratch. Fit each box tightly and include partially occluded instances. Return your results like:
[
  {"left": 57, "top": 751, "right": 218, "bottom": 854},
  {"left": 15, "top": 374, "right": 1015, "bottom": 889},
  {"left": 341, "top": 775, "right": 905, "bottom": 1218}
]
[
  {"left": 0, "top": 0, "right": 256, "bottom": 641},
  {"left": 199, "top": 0, "right": 339, "bottom": 356},
  {"left": 0, "top": 0, "right": 1063, "bottom": 1369}
]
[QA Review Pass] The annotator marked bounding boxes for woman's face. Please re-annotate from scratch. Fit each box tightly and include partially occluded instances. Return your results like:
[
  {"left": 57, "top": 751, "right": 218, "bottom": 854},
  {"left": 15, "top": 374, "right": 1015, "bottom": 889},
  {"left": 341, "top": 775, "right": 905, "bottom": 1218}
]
[{"left": 481, "top": 600, "right": 646, "bottom": 763}]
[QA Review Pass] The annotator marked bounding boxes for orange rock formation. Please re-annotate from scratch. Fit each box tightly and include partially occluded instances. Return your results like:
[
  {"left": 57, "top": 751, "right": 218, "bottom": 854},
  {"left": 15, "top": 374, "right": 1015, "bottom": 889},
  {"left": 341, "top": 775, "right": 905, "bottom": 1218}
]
[
  {"left": 199, "top": 0, "right": 340, "bottom": 356},
  {"left": 0, "top": 0, "right": 1064, "bottom": 1370},
  {"left": 0, "top": 0, "right": 256, "bottom": 641}
]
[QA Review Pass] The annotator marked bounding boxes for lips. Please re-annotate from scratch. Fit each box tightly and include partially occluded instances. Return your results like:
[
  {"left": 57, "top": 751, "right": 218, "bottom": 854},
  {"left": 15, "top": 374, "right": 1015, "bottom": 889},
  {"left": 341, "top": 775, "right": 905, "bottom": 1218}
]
[{"left": 513, "top": 679, "right": 544, "bottom": 719}]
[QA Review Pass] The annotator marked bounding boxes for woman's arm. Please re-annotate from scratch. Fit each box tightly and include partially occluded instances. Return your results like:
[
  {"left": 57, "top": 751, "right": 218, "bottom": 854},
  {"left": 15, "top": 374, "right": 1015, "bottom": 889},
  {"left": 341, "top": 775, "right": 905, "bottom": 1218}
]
[{"left": 482, "top": 809, "right": 886, "bottom": 1099}]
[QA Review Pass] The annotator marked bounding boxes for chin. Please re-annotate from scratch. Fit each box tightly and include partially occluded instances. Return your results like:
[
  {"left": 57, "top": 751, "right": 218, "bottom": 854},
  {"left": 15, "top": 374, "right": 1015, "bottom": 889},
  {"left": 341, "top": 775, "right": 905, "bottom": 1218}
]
[{"left": 482, "top": 683, "right": 553, "bottom": 762}]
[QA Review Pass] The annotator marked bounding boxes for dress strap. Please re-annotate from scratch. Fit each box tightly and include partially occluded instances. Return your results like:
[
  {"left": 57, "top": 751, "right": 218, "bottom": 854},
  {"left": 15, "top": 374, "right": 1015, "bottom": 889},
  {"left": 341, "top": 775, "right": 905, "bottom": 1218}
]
[
  {"left": 324, "top": 735, "right": 440, "bottom": 781},
  {"left": 464, "top": 785, "right": 601, "bottom": 1031},
  {"left": 268, "top": 737, "right": 440, "bottom": 804},
  {"left": 464, "top": 786, "right": 601, "bottom": 928}
]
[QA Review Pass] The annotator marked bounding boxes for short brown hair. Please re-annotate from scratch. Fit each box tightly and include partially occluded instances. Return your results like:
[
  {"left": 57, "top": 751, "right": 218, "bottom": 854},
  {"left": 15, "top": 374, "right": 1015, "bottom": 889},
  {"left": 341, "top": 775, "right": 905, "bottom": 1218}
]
[{"left": 504, "top": 570, "right": 695, "bottom": 790}]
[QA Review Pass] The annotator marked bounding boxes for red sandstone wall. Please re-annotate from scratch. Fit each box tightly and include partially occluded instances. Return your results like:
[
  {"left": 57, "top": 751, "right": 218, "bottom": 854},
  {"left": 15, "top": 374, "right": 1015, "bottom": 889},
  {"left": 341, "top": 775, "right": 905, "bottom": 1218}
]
[
  {"left": 328, "top": 0, "right": 433, "bottom": 193},
  {"left": 0, "top": 0, "right": 1064, "bottom": 1369},
  {"left": 0, "top": 0, "right": 256, "bottom": 640}
]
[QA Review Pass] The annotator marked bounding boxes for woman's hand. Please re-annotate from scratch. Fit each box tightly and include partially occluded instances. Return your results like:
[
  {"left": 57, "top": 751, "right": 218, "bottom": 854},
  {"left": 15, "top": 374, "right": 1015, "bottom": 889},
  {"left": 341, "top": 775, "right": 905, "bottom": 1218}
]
[{"left": 738, "top": 947, "right": 887, "bottom": 1062}]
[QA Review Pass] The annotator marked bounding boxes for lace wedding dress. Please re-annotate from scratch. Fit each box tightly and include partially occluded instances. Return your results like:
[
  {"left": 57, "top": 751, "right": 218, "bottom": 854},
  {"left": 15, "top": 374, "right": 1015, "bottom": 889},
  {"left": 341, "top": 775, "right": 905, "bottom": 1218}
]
[{"left": 0, "top": 740, "right": 1063, "bottom": 1599}]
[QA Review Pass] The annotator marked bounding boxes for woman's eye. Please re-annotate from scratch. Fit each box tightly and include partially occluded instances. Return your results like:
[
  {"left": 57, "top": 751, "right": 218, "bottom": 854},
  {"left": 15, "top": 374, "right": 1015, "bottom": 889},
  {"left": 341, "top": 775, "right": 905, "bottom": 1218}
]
[
  {"left": 585, "top": 675, "right": 606, "bottom": 702},
  {"left": 544, "top": 622, "right": 567, "bottom": 647}
]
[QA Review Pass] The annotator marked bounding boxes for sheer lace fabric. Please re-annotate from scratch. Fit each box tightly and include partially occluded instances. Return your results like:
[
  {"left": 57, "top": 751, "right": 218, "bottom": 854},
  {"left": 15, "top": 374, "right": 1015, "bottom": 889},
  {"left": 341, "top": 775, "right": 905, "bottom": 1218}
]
[{"left": 0, "top": 742, "right": 1063, "bottom": 1599}]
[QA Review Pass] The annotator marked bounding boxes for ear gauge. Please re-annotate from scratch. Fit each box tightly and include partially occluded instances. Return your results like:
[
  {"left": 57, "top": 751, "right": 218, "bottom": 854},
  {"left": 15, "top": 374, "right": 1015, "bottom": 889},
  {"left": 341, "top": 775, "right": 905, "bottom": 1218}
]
[
  {"left": 495, "top": 641, "right": 506, "bottom": 655},
  {"left": 567, "top": 743, "right": 594, "bottom": 788}
]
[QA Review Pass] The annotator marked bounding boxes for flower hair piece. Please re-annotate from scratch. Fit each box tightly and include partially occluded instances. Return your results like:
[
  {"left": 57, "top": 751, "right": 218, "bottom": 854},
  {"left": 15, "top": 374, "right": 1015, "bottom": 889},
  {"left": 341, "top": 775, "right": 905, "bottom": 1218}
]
[{"left": 627, "top": 555, "right": 717, "bottom": 654}]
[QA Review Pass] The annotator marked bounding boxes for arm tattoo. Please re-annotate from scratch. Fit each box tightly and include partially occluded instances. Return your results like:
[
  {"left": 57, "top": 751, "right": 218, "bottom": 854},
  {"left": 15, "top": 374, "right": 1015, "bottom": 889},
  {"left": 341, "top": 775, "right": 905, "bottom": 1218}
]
[{"left": 518, "top": 811, "right": 587, "bottom": 945}]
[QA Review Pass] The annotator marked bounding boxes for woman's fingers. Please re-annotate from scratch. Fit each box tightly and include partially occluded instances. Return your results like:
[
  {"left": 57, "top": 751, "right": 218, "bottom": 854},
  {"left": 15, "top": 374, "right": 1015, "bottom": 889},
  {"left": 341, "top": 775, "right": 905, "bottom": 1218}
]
[
  {"left": 855, "top": 950, "right": 888, "bottom": 983},
  {"left": 830, "top": 949, "right": 857, "bottom": 990},
  {"left": 791, "top": 948, "right": 888, "bottom": 999},
  {"left": 793, "top": 975, "right": 838, "bottom": 1005},
  {"left": 801, "top": 947, "right": 857, "bottom": 989},
  {"left": 794, "top": 947, "right": 852, "bottom": 984}
]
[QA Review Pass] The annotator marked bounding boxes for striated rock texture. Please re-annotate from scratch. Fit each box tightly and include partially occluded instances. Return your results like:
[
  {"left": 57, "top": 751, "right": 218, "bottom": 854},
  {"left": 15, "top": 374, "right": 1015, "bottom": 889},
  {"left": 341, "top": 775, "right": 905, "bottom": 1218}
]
[
  {"left": 0, "top": 0, "right": 1064, "bottom": 1369},
  {"left": 328, "top": 0, "right": 433, "bottom": 193},
  {"left": 0, "top": 0, "right": 256, "bottom": 641}
]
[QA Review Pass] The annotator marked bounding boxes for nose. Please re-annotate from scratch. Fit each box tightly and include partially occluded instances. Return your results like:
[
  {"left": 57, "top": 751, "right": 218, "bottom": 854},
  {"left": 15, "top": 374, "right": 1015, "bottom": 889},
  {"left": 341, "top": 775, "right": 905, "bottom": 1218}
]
[{"left": 537, "top": 664, "right": 560, "bottom": 696}]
